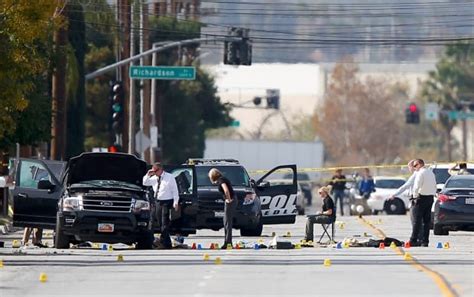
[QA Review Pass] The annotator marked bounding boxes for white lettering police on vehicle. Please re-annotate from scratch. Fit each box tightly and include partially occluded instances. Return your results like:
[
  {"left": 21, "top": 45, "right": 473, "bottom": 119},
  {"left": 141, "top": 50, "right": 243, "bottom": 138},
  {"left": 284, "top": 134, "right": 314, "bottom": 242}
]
[{"left": 260, "top": 194, "right": 297, "bottom": 216}]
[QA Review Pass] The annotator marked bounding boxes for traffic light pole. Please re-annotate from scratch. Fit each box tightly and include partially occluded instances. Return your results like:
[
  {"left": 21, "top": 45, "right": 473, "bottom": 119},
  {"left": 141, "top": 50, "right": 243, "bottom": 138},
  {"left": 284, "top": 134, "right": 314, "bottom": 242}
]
[{"left": 85, "top": 36, "right": 244, "bottom": 159}]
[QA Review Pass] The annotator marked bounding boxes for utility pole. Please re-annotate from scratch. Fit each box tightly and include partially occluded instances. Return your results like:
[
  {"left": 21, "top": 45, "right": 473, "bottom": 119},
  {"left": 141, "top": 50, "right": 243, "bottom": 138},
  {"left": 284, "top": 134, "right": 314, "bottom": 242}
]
[
  {"left": 128, "top": 1, "right": 136, "bottom": 154},
  {"left": 139, "top": 1, "right": 151, "bottom": 162},
  {"left": 51, "top": 2, "right": 68, "bottom": 160},
  {"left": 119, "top": 0, "right": 130, "bottom": 150}
]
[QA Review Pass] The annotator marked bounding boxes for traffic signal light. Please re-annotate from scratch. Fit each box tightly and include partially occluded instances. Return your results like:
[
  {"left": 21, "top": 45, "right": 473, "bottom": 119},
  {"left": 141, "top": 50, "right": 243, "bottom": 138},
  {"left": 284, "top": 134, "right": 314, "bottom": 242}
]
[
  {"left": 110, "top": 82, "right": 124, "bottom": 134},
  {"left": 108, "top": 144, "right": 121, "bottom": 153},
  {"left": 405, "top": 103, "right": 420, "bottom": 124},
  {"left": 266, "top": 89, "right": 280, "bottom": 109},
  {"left": 224, "top": 28, "right": 251, "bottom": 66}
]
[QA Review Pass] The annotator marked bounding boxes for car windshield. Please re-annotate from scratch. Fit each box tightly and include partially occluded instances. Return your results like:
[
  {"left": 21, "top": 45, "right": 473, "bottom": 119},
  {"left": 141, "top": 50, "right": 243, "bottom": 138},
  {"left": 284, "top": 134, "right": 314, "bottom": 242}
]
[
  {"left": 432, "top": 168, "right": 451, "bottom": 184},
  {"left": 375, "top": 179, "right": 405, "bottom": 189},
  {"left": 445, "top": 178, "right": 474, "bottom": 189},
  {"left": 196, "top": 166, "right": 250, "bottom": 187}
]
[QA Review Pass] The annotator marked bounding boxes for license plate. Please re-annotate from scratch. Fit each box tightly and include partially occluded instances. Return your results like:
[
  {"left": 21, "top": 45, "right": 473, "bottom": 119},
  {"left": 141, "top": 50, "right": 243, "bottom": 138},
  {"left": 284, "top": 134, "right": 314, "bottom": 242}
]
[
  {"left": 215, "top": 211, "right": 225, "bottom": 218},
  {"left": 97, "top": 223, "right": 114, "bottom": 233},
  {"left": 465, "top": 198, "right": 474, "bottom": 205}
]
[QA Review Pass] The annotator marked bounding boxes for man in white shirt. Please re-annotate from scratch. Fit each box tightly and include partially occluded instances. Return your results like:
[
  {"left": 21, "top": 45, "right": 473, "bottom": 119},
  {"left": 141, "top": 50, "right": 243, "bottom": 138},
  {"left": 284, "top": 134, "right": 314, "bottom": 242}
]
[
  {"left": 143, "top": 163, "right": 179, "bottom": 249},
  {"left": 409, "top": 159, "right": 437, "bottom": 247}
]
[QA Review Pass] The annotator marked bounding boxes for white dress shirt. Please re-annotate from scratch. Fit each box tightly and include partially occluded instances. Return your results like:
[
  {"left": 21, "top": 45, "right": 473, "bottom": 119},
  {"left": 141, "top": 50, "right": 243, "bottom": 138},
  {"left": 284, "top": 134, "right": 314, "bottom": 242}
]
[
  {"left": 393, "top": 172, "right": 416, "bottom": 197},
  {"left": 412, "top": 167, "right": 437, "bottom": 198},
  {"left": 143, "top": 171, "right": 179, "bottom": 205}
]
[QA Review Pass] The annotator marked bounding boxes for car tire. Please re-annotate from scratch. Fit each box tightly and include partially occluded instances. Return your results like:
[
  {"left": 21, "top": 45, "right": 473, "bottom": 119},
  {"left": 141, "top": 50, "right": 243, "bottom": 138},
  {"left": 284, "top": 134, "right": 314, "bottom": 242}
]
[
  {"left": 54, "top": 216, "right": 70, "bottom": 249},
  {"left": 433, "top": 223, "right": 449, "bottom": 236},
  {"left": 136, "top": 230, "right": 154, "bottom": 250},
  {"left": 384, "top": 198, "right": 406, "bottom": 215},
  {"left": 240, "top": 213, "right": 263, "bottom": 237}
]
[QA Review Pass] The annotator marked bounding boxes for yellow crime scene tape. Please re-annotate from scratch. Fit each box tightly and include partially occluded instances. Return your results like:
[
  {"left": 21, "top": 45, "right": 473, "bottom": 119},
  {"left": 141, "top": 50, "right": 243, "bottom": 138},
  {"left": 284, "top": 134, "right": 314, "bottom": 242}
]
[{"left": 249, "top": 161, "right": 474, "bottom": 175}]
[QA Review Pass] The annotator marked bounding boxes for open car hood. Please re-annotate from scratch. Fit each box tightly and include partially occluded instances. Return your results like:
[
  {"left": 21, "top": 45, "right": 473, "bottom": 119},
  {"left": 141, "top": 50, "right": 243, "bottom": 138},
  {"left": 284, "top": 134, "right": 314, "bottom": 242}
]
[{"left": 67, "top": 153, "right": 147, "bottom": 187}]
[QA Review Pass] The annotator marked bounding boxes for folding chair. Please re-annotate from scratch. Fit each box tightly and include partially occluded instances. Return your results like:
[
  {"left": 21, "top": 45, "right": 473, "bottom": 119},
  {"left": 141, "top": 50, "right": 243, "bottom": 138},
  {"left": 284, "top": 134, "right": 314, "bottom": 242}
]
[{"left": 318, "top": 221, "right": 335, "bottom": 244}]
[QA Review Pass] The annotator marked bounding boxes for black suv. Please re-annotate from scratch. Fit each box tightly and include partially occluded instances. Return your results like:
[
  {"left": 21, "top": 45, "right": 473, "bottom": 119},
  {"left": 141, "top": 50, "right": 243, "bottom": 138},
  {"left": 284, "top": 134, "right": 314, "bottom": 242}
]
[
  {"left": 13, "top": 153, "right": 155, "bottom": 249},
  {"left": 181, "top": 159, "right": 298, "bottom": 236}
]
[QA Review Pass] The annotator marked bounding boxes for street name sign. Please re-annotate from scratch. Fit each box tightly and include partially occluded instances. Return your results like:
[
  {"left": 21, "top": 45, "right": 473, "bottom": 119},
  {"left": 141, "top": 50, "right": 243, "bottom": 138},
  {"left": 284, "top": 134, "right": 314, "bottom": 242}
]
[
  {"left": 129, "top": 66, "right": 196, "bottom": 80},
  {"left": 447, "top": 111, "right": 474, "bottom": 120}
]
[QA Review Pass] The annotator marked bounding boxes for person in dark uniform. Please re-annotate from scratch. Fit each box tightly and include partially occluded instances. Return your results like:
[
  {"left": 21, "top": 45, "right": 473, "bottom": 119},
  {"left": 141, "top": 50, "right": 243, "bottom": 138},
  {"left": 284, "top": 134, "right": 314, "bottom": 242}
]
[
  {"left": 304, "top": 186, "right": 336, "bottom": 242},
  {"left": 329, "top": 169, "right": 346, "bottom": 216},
  {"left": 208, "top": 168, "right": 237, "bottom": 249}
]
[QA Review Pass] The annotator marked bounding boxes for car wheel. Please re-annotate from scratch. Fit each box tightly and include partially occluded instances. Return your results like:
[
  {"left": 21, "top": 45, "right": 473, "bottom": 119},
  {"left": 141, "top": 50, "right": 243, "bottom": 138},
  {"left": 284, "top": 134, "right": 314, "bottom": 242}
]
[
  {"left": 240, "top": 213, "right": 263, "bottom": 237},
  {"left": 136, "top": 230, "right": 154, "bottom": 250},
  {"left": 433, "top": 223, "right": 449, "bottom": 236},
  {"left": 54, "top": 216, "right": 70, "bottom": 249},
  {"left": 385, "top": 199, "right": 406, "bottom": 215}
]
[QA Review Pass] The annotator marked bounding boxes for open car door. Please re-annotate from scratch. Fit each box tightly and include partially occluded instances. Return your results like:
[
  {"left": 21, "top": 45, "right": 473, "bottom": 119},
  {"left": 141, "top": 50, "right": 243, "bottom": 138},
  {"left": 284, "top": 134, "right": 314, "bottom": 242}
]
[
  {"left": 12, "top": 159, "right": 66, "bottom": 229},
  {"left": 255, "top": 165, "right": 298, "bottom": 224},
  {"left": 161, "top": 165, "right": 197, "bottom": 235}
]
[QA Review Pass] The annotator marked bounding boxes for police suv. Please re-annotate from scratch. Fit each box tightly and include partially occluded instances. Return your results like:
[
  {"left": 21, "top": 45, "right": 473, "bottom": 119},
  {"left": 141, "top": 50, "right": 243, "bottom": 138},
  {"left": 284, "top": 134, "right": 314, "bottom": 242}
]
[{"left": 164, "top": 159, "right": 298, "bottom": 237}]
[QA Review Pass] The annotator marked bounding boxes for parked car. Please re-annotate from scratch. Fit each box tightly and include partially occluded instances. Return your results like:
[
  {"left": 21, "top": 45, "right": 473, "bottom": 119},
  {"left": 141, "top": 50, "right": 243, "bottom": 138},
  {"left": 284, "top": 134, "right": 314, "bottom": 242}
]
[
  {"left": 430, "top": 163, "right": 474, "bottom": 226},
  {"left": 433, "top": 174, "right": 474, "bottom": 235},
  {"left": 283, "top": 172, "right": 313, "bottom": 206},
  {"left": 268, "top": 179, "right": 305, "bottom": 215},
  {"left": 367, "top": 176, "right": 408, "bottom": 215},
  {"left": 12, "top": 153, "right": 155, "bottom": 249}
]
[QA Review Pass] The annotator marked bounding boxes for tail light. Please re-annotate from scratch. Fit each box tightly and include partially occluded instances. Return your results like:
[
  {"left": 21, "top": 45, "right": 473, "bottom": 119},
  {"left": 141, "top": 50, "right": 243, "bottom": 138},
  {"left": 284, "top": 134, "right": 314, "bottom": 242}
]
[{"left": 438, "top": 194, "right": 456, "bottom": 203}]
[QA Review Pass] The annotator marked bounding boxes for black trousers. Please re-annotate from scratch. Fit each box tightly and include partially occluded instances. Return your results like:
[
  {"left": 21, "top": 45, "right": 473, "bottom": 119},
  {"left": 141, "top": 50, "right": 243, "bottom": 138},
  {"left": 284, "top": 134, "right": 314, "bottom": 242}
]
[
  {"left": 305, "top": 214, "right": 334, "bottom": 241},
  {"left": 224, "top": 198, "right": 237, "bottom": 245},
  {"left": 156, "top": 199, "right": 173, "bottom": 248},
  {"left": 410, "top": 195, "right": 434, "bottom": 245}
]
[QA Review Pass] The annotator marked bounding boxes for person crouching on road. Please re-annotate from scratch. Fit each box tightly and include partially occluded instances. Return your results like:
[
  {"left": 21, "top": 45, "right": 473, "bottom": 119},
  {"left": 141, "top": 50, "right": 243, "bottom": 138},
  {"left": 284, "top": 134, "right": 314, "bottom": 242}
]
[
  {"left": 304, "top": 186, "right": 336, "bottom": 242},
  {"left": 208, "top": 168, "right": 237, "bottom": 249},
  {"left": 143, "top": 162, "right": 179, "bottom": 249}
]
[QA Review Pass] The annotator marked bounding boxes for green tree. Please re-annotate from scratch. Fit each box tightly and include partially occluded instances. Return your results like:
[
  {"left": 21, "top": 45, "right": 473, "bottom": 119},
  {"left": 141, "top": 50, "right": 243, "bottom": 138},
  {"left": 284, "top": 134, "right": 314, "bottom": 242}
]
[
  {"left": 82, "top": 1, "right": 116, "bottom": 151},
  {"left": 419, "top": 41, "right": 474, "bottom": 161},
  {"left": 0, "top": 0, "right": 57, "bottom": 147}
]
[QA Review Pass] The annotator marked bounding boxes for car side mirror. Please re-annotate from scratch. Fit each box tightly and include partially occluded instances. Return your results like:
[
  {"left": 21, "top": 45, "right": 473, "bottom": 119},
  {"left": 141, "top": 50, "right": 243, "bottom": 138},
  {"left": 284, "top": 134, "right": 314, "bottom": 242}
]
[
  {"left": 250, "top": 179, "right": 256, "bottom": 187},
  {"left": 38, "top": 180, "right": 55, "bottom": 191}
]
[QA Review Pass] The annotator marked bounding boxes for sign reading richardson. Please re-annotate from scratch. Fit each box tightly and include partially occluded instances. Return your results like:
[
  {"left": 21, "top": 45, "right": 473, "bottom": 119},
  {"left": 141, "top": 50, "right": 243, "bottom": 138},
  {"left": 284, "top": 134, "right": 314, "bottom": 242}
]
[{"left": 129, "top": 66, "right": 196, "bottom": 80}]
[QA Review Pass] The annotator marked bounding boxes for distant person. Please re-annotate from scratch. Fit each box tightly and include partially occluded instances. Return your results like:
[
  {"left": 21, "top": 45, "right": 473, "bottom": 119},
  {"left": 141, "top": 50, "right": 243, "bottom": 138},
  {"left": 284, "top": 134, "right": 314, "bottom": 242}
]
[
  {"left": 449, "top": 162, "right": 471, "bottom": 176},
  {"left": 208, "top": 168, "right": 237, "bottom": 249},
  {"left": 143, "top": 162, "right": 179, "bottom": 249},
  {"left": 359, "top": 168, "right": 375, "bottom": 199},
  {"left": 304, "top": 186, "right": 335, "bottom": 242},
  {"left": 329, "top": 169, "right": 346, "bottom": 216},
  {"left": 409, "top": 159, "right": 437, "bottom": 247},
  {"left": 390, "top": 160, "right": 423, "bottom": 239}
]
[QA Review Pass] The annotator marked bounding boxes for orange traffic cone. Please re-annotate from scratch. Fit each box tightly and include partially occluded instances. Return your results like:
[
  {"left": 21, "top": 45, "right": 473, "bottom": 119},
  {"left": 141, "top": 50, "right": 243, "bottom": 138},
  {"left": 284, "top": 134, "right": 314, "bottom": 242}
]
[
  {"left": 210, "top": 243, "right": 215, "bottom": 250},
  {"left": 191, "top": 243, "right": 197, "bottom": 249},
  {"left": 379, "top": 242, "right": 385, "bottom": 249},
  {"left": 404, "top": 241, "right": 411, "bottom": 249}
]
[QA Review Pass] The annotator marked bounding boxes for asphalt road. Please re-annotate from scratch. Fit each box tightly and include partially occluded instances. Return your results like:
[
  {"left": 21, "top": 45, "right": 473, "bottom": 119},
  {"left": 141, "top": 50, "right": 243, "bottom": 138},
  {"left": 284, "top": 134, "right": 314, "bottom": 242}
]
[{"left": 0, "top": 213, "right": 472, "bottom": 297}]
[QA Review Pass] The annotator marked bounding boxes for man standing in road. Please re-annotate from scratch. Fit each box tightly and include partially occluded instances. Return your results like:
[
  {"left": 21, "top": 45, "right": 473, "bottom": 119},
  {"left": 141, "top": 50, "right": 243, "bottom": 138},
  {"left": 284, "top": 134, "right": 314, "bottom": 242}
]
[
  {"left": 390, "top": 160, "right": 423, "bottom": 241},
  {"left": 329, "top": 169, "right": 346, "bottom": 216},
  {"left": 143, "top": 163, "right": 179, "bottom": 249},
  {"left": 409, "top": 159, "right": 437, "bottom": 247},
  {"left": 359, "top": 168, "right": 375, "bottom": 199}
]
